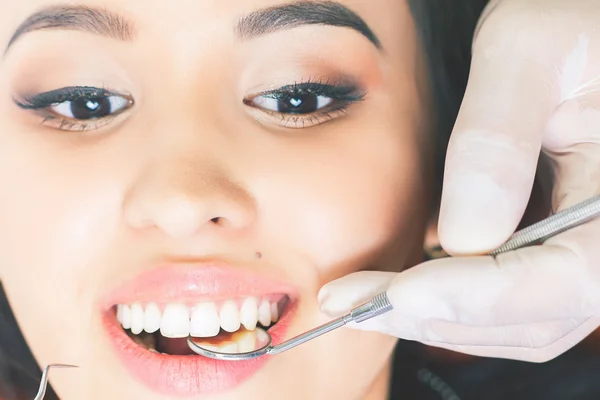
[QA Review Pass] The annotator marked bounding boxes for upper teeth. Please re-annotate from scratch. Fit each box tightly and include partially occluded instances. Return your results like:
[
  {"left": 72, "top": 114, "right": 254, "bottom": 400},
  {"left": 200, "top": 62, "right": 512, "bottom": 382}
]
[{"left": 116, "top": 297, "right": 280, "bottom": 338}]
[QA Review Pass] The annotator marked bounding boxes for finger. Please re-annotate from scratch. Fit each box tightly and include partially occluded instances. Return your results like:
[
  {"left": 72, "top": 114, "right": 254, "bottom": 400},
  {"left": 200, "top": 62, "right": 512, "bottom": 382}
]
[
  {"left": 388, "top": 233, "right": 599, "bottom": 329},
  {"left": 544, "top": 76, "right": 600, "bottom": 209},
  {"left": 438, "top": 25, "right": 556, "bottom": 255},
  {"left": 378, "top": 216, "right": 600, "bottom": 361},
  {"left": 318, "top": 271, "right": 396, "bottom": 317},
  {"left": 421, "top": 317, "right": 600, "bottom": 363}
]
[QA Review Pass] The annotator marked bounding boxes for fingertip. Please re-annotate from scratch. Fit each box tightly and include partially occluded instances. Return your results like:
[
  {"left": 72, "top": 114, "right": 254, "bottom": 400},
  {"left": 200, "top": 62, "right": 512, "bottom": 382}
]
[
  {"left": 318, "top": 290, "right": 350, "bottom": 317},
  {"left": 317, "top": 286, "right": 330, "bottom": 304},
  {"left": 438, "top": 170, "right": 520, "bottom": 255},
  {"left": 317, "top": 271, "right": 397, "bottom": 316}
]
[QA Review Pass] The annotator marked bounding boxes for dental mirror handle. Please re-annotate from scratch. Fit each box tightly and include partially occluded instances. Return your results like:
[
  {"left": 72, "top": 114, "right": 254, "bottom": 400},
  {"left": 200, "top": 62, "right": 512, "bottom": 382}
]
[{"left": 267, "top": 292, "right": 393, "bottom": 355}]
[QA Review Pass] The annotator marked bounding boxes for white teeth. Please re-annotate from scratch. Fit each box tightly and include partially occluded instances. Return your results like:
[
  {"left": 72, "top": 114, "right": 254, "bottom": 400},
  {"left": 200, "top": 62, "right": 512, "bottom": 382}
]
[
  {"left": 256, "top": 328, "right": 270, "bottom": 344},
  {"left": 258, "top": 299, "right": 271, "bottom": 327},
  {"left": 117, "top": 305, "right": 124, "bottom": 324},
  {"left": 200, "top": 344, "right": 220, "bottom": 352},
  {"left": 235, "top": 330, "right": 258, "bottom": 353},
  {"left": 220, "top": 300, "right": 241, "bottom": 332},
  {"left": 240, "top": 297, "right": 259, "bottom": 330},
  {"left": 144, "top": 303, "right": 161, "bottom": 333},
  {"left": 130, "top": 303, "right": 145, "bottom": 335},
  {"left": 121, "top": 305, "right": 132, "bottom": 330},
  {"left": 190, "top": 302, "right": 220, "bottom": 337},
  {"left": 118, "top": 296, "right": 286, "bottom": 338},
  {"left": 160, "top": 304, "right": 190, "bottom": 338},
  {"left": 270, "top": 302, "right": 279, "bottom": 322},
  {"left": 220, "top": 342, "right": 239, "bottom": 354}
]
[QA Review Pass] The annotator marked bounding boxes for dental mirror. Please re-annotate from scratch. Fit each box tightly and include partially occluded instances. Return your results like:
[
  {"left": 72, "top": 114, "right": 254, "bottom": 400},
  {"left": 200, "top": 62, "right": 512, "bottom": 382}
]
[{"left": 187, "top": 292, "right": 393, "bottom": 361}]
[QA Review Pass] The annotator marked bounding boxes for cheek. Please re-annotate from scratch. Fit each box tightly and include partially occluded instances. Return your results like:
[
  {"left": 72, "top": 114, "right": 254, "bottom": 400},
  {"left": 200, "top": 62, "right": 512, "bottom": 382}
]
[
  {"left": 0, "top": 138, "right": 125, "bottom": 369},
  {"left": 0, "top": 131, "right": 122, "bottom": 303},
  {"left": 0, "top": 166, "right": 119, "bottom": 269},
  {"left": 258, "top": 125, "right": 424, "bottom": 281}
]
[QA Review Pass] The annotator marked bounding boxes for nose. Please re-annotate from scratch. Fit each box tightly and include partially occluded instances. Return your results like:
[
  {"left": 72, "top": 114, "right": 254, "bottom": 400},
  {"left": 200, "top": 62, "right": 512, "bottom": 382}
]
[{"left": 123, "top": 150, "right": 255, "bottom": 239}]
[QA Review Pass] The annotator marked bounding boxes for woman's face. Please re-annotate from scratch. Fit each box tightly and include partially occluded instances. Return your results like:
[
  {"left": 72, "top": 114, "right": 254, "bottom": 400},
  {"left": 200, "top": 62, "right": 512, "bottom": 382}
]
[{"left": 0, "top": 0, "right": 429, "bottom": 398}]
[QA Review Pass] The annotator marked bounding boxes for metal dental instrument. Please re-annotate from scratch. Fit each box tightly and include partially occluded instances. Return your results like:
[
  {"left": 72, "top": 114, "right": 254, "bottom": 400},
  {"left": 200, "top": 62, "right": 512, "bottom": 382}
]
[
  {"left": 34, "top": 364, "right": 78, "bottom": 400},
  {"left": 188, "top": 291, "right": 393, "bottom": 361},
  {"left": 489, "top": 194, "right": 600, "bottom": 255},
  {"left": 188, "top": 195, "right": 600, "bottom": 361}
]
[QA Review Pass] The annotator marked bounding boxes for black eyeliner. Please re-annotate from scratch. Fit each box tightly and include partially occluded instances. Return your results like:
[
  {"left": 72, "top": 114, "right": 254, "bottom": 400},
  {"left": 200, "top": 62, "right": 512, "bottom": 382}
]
[
  {"left": 260, "top": 81, "right": 366, "bottom": 102},
  {"left": 13, "top": 86, "right": 122, "bottom": 110}
]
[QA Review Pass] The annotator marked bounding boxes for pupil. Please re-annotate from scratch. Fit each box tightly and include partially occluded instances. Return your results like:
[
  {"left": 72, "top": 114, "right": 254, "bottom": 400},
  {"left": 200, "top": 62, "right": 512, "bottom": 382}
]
[
  {"left": 70, "top": 97, "right": 111, "bottom": 120},
  {"left": 278, "top": 94, "right": 317, "bottom": 114}
]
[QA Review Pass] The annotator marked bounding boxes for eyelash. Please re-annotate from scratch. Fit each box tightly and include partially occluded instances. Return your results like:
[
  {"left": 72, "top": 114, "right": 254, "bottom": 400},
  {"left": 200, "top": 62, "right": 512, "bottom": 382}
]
[{"left": 13, "top": 79, "right": 366, "bottom": 133}]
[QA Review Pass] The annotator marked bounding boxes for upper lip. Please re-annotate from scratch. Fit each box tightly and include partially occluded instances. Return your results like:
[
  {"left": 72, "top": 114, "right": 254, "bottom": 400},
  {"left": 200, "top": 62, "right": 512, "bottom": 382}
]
[{"left": 100, "top": 259, "right": 299, "bottom": 309}]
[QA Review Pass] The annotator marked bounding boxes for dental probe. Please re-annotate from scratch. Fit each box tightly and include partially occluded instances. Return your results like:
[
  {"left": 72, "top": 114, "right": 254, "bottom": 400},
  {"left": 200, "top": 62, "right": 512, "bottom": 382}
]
[{"left": 34, "top": 364, "right": 78, "bottom": 400}]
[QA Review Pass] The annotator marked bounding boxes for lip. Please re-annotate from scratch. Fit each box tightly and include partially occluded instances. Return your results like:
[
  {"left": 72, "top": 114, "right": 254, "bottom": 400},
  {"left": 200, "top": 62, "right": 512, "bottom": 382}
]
[
  {"left": 101, "top": 262, "right": 299, "bottom": 397},
  {"left": 101, "top": 262, "right": 299, "bottom": 309}
]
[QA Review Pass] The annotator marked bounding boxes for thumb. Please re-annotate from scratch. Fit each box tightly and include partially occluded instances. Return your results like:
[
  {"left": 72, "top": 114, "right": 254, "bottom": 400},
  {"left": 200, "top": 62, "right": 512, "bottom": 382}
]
[
  {"left": 439, "top": 20, "right": 555, "bottom": 255},
  {"left": 318, "top": 271, "right": 396, "bottom": 317},
  {"left": 318, "top": 270, "right": 446, "bottom": 337}
]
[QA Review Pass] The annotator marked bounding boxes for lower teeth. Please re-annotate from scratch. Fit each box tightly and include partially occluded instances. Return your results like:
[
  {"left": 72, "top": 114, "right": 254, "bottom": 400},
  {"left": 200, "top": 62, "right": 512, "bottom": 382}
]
[
  {"left": 126, "top": 328, "right": 271, "bottom": 355},
  {"left": 189, "top": 328, "right": 270, "bottom": 354}
]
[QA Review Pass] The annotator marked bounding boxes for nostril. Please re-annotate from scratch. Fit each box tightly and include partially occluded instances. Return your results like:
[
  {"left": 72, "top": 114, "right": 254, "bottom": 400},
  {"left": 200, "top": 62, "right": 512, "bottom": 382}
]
[
  {"left": 209, "top": 216, "right": 238, "bottom": 229},
  {"left": 210, "top": 217, "right": 233, "bottom": 228}
]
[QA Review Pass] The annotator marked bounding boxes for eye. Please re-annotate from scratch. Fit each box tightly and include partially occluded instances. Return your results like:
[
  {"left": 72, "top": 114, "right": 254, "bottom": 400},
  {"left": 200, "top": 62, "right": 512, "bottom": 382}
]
[
  {"left": 51, "top": 95, "right": 130, "bottom": 120},
  {"left": 244, "top": 81, "right": 366, "bottom": 129},
  {"left": 14, "top": 86, "right": 134, "bottom": 132},
  {"left": 251, "top": 93, "right": 333, "bottom": 114}
]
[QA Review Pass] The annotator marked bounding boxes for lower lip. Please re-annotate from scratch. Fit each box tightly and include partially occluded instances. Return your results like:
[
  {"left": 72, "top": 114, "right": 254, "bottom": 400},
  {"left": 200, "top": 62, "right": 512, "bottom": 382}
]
[{"left": 103, "top": 304, "right": 295, "bottom": 397}]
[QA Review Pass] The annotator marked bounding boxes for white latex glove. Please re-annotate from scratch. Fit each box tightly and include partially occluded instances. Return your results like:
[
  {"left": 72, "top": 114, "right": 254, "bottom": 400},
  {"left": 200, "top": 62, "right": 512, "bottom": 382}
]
[{"left": 318, "top": 0, "right": 600, "bottom": 363}]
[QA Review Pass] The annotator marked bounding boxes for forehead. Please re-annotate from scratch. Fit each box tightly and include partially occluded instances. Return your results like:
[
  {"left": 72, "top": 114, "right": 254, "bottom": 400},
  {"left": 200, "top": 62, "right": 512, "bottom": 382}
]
[{"left": 0, "top": 0, "right": 414, "bottom": 55}]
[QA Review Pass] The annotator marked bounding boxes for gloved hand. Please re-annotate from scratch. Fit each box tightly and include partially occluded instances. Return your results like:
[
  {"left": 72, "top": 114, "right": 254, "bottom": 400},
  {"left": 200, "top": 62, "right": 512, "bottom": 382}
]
[{"left": 318, "top": 0, "right": 600, "bottom": 363}]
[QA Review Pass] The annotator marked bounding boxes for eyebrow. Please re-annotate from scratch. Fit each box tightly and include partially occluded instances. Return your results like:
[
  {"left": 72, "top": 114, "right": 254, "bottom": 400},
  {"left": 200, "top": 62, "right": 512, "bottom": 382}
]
[
  {"left": 236, "top": 1, "right": 381, "bottom": 49},
  {"left": 5, "top": 1, "right": 381, "bottom": 55},
  {"left": 5, "top": 5, "right": 134, "bottom": 53}
]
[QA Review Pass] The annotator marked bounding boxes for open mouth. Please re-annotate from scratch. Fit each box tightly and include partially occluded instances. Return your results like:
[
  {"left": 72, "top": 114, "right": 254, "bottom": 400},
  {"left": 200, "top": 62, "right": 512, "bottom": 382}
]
[
  {"left": 114, "top": 294, "right": 290, "bottom": 356},
  {"left": 102, "top": 264, "right": 300, "bottom": 396}
]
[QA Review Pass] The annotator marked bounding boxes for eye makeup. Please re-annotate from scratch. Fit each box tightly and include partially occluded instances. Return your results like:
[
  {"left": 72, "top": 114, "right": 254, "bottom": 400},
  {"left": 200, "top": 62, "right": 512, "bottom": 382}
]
[
  {"left": 243, "top": 78, "right": 366, "bottom": 128},
  {"left": 13, "top": 86, "right": 134, "bottom": 132},
  {"left": 11, "top": 75, "right": 367, "bottom": 133}
]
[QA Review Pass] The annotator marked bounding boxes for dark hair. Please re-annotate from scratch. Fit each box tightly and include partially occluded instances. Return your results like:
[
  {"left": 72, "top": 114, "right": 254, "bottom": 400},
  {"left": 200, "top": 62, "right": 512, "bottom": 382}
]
[
  {"left": 408, "top": 0, "right": 490, "bottom": 196},
  {"left": 0, "top": 1, "right": 488, "bottom": 398}
]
